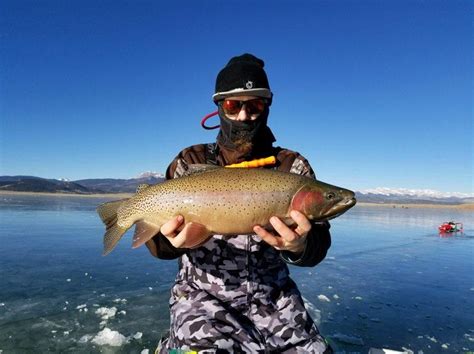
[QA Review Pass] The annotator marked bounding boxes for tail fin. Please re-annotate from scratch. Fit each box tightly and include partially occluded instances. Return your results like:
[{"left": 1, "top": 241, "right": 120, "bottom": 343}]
[{"left": 97, "top": 199, "right": 129, "bottom": 256}]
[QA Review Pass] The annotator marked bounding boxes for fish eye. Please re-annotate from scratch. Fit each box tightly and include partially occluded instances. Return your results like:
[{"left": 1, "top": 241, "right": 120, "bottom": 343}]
[{"left": 326, "top": 192, "right": 336, "bottom": 200}]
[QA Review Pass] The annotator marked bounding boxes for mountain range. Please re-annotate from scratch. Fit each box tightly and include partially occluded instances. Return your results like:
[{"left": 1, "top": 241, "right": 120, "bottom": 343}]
[
  {"left": 0, "top": 173, "right": 165, "bottom": 194},
  {"left": 356, "top": 188, "right": 473, "bottom": 205},
  {"left": 0, "top": 174, "right": 472, "bottom": 205}
]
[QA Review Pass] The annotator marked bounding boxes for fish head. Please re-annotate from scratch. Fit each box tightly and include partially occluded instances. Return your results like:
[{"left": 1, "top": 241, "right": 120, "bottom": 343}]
[{"left": 291, "top": 180, "right": 356, "bottom": 221}]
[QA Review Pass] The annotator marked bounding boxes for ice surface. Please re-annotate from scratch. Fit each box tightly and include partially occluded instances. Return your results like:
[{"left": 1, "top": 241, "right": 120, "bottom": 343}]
[
  {"left": 2, "top": 197, "right": 473, "bottom": 352},
  {"left": 331, "top": 333, "right": 364, "bottom": 345}
]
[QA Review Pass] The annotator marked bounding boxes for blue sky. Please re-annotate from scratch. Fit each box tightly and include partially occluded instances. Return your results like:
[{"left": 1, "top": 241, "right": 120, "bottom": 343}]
[{"left": 1, "top": 0, "right": 472, "bottom": 194}]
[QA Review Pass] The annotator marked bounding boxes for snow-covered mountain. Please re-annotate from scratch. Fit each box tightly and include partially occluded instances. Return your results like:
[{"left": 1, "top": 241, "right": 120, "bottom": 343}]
[
  {"left": 356, "top": 187, "right": 473, "bottom": 204},
  {"left": 135, "top": 171, "right": 165, "bottom": 179}
]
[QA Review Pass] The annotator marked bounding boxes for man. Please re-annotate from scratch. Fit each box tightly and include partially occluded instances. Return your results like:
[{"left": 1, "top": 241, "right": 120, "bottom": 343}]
[{"left": 147, "top": 54, "right": 332, "bottom": 353}]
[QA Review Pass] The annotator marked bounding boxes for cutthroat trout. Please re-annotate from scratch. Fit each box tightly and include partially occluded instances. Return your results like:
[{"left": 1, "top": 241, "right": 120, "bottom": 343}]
[{"left": 97, "top": 165, "right": 356, "bottom": 255}]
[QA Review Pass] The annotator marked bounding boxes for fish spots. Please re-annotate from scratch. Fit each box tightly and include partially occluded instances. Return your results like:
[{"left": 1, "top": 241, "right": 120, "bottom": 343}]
[{"left": 116, "top": 167, "right": 347, "bottom": 235}]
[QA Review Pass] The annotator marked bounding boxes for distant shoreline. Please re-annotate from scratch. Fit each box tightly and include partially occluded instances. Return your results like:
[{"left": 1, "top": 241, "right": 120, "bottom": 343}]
[{"left": 1, "top": 190, "right": 473, "bottom": 210}]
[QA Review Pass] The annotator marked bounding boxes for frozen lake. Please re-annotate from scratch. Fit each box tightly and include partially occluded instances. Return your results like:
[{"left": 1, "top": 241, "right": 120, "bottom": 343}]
[{"left": 0, "top": 194, "right": 472, "bottom": 353}]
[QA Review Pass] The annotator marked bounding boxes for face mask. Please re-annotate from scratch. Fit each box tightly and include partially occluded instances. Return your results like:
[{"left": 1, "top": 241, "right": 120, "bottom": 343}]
[{"left": 216, "top": 105, "right": 272, "bottom": 153}]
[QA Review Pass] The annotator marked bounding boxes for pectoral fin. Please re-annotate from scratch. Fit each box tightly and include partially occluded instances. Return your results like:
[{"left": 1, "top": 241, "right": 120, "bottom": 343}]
[
  {"left": 180, "top": 222, "right": 212, "bottom": 249},
  {"left": 132, "top": 221, "right": 161, "bottom": 249}
]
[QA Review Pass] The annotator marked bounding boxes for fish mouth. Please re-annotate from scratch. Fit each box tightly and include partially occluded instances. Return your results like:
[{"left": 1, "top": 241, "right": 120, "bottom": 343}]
[{"left": 323, "top": 197, "right": 357, "bottom": 220}]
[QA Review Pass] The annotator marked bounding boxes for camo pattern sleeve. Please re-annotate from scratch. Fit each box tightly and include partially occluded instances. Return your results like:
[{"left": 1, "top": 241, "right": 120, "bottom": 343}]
[
  {"left": 165, "top": 144, "right": 210, "bottom": 179},
  {"left": 151, "top": 144, "right": 210, "bottom": 260},
  {"left": 275, "top": 148, "right": 332, "bottom": 267}
]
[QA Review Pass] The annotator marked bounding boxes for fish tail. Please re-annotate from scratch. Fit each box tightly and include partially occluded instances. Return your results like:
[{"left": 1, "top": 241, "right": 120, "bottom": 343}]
[{"left": 96, "top": 199, "right": 129, "bottom": 256}]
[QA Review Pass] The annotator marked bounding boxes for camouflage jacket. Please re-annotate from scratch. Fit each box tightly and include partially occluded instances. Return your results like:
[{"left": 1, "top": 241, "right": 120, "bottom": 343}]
[
  {"left": 151, "top": 142, "right": 331, "bottom": 266},
  {"left": 152, "top": 142, "right": 332, "bottom": 353}
]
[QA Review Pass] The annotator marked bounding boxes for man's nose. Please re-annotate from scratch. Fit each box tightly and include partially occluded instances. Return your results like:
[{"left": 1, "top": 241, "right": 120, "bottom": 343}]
[{"left": 235, "top": 104, "right": 250, "bottom": 121}]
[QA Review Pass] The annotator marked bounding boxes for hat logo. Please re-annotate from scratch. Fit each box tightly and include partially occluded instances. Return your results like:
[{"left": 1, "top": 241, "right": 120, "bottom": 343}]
[{"left": 245, "top": 81, "right": 254, "bottom": 89}]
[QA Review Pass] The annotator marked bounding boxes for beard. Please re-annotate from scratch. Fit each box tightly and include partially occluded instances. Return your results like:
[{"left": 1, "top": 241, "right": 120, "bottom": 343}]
[
  {"left": 232, "top": 137, "right": 254, "bottom": 155},
  {"left": 215, "top": 105, "right": 276, "bottom": 162},
  {"left": 217, "top": 105, "right": 269, "bottom": 149}
]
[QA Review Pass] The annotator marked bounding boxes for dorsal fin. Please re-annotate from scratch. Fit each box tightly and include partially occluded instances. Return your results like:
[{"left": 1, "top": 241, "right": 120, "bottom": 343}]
[
  {"left": 182, "top": 164, "right": 222, "bottom": 177},
  {"left": 136, "top": 184, "right": 151, "bottom": 193}
]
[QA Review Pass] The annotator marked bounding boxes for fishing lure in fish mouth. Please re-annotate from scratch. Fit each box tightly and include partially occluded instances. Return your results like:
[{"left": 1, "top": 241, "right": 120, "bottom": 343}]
[{"left": 97, "top": 165, "right": 356, "bottom": 256}]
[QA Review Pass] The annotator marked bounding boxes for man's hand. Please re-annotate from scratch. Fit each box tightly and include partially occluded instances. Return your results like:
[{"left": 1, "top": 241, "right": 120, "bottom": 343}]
[
  {"left": 253, "top": 210, "right": 311, "bottom": 255},
  {"left": 160, "top": 215, "right": 211, "bottom": 249}
]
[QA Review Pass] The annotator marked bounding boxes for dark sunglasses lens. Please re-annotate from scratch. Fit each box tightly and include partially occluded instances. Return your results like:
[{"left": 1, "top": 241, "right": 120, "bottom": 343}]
[
  {"left": 245, "top": 100, "right": 265, "bottom": 115},
  {"left": 222, "top": 100, "right": 242, "bottom": 115}
]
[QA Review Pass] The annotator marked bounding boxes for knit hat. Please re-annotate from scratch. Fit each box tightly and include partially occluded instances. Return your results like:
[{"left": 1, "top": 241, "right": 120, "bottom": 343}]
[{"left": 213, "top": 53, "right": 273, "bottom": 103}]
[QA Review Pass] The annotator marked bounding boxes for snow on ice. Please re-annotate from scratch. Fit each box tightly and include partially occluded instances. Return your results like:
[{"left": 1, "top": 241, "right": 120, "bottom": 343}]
[
  {"left": 91, "top": 328, "right": 128, "bottom": 347},
  {"left": 95, "top": 306, "right": 117, "bottom": 321},
  {"left": 318, "top": 295, "right": 331, "bottom": 302}
]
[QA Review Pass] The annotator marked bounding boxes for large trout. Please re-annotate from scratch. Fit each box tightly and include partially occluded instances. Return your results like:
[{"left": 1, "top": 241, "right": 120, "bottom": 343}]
[{"left": 97, "top": 165, "right": 356, "bottom": 255}]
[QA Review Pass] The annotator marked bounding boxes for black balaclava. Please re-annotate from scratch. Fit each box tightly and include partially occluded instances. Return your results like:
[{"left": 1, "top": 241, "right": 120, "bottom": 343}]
[
  {"left": 216, "top": 105, "right": 275, "bottom": 158},
  {"left": 213, "top": 54, "right": 275, "bottom": 161}
]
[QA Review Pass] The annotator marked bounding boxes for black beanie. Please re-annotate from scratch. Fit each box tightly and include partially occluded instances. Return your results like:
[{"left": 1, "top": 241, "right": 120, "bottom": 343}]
[{"left": 213, "top": 53, "right": 273, "bottom": 104}]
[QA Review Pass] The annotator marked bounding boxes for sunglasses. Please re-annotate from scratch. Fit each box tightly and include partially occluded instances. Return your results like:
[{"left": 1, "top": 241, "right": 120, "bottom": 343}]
[{"left": 221, "top": 99, "right": 266, "bottom": 116}]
